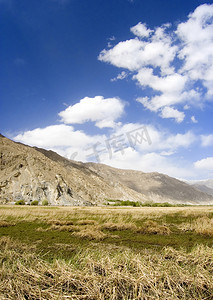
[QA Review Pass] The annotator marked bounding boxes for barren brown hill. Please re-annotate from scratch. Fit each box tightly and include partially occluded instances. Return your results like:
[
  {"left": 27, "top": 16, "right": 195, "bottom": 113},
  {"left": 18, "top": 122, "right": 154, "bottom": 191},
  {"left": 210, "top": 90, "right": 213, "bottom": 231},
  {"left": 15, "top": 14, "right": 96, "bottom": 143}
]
[
  {"left": 0, "top": 134, "right": 213, "bottom": 205},
  {"left": 86, "top": 163, "right": 213, "bottom": 204},
  {"left": 0, "top": 135, "right": 146, "bottom": 205}
]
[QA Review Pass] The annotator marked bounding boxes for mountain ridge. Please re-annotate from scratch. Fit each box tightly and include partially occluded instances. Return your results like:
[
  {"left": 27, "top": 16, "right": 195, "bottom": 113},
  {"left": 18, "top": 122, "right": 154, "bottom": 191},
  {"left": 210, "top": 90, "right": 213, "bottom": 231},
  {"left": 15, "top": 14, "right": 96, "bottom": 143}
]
[
  {"left": 186, "top": 179, "right": 213, "bottom": 196},
  {"left": 0, "top": 135, "right": 213, "bottom": 205}
]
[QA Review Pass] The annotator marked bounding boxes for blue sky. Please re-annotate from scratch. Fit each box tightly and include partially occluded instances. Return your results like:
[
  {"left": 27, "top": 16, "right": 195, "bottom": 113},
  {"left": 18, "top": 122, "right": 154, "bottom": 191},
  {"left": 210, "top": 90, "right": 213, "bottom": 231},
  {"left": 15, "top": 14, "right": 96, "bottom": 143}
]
[{"left": 1, "top": 0, "right": 213, "bottom": 180}]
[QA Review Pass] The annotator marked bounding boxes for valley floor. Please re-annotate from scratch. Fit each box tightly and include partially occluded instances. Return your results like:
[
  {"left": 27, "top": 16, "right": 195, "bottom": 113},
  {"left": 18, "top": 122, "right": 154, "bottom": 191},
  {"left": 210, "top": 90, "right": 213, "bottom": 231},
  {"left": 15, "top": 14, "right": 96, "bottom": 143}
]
[{"left": 0, "top": 205, "right": 213, "bottom": 299}]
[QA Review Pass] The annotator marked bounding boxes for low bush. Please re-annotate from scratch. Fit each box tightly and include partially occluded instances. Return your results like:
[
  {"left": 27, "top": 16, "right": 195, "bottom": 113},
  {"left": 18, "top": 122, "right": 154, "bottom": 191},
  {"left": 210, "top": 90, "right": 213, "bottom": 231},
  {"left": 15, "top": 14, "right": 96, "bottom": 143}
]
[
  {"left": 31, "top": 200, "right": 39, "bottom": 206},
  {"left": 15, "top": 200, "right": 25, "bottom": 205},
  {"left": 42, "top": 199, "right": 48, "bottom": 206}
]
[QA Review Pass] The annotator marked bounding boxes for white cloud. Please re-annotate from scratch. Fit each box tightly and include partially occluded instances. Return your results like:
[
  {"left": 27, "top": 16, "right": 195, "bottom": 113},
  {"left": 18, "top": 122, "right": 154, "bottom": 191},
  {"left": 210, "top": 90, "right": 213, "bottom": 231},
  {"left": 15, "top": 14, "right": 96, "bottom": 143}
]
[
  {"left": 58, "top": 96, "right": 125, "bottom": 128},
  {"left": 191, "top": 116, "right": 198, "bottom": 123},
  {"left": 14, "top": 124, "right": 107, "bottom": 162},
  {"left": 165, "top": 131, "right": 195, "bottom": 149},
  {"left": 14, "top": 124, "right": 99, "bottom": 148},
  {"left": 137, "top": 88, "right": 202, "bottom": 114},
  {"left": 184, "top": 105, "right": 190, "bottom": 110},
  {"left": 194, "top": 157, "right": 213, "bottom": 170},
  {"left": 130, "top": 22, "right": 153, "bottom": 38},
  {"left": 99, "top": 38, "right": 146, "bottom": 71},
  {"left": 108, "top": 36, "right": 116, "bottom": 41},
  {"left": 177, "top": 4, "right": 213, "bottom": 90},
  {"left": 99, "top": 4, "right": 213, "bottom": 121},
  {"left": 134, "top": 69, "right": 188, "bottom": 114},
  {"left": 134, "top": 68, "right": 187, "bottom": 94},
  {"left": 98, "top": 34, "right": 177, "bottom": 74},
  {"left": 160, "top": 107, "right": 185, "bottom": 123},
  {"left": 201, "top": 134, "right": 213, "bottom": 147},
  {"left": 111, "top": 71, "right": 127, "bottom": 82},
  {"left": 108, "top": 123, "right": 195, "bottom": 153}
]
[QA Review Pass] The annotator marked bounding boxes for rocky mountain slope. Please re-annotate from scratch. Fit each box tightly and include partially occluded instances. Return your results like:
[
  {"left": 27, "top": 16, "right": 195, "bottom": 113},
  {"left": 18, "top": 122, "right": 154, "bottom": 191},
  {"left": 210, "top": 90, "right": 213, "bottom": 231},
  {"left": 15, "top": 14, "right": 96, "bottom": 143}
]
[
  {"left": 0, "top": 134, "right": 213, "bottom": 205},
  {"left": 85, "top": 163, "right": 213, "bottom": 204},
  {"left": 187, "top": 179, "right": 213, "bottom": 196}
]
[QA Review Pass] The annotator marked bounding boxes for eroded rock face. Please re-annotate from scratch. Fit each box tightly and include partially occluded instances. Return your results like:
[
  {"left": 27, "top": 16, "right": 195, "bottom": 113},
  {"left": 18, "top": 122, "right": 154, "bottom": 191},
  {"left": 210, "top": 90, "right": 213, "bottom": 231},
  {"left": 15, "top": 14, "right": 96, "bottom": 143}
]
[
  {"left": 1, "top": 134, "right": 213, "bottom": 205},
  {"left": 0, "top": 165, "right": 79, "bottom": 205},
  {"left": 0, "top": 137, "right": 84, "bottom": 205}
]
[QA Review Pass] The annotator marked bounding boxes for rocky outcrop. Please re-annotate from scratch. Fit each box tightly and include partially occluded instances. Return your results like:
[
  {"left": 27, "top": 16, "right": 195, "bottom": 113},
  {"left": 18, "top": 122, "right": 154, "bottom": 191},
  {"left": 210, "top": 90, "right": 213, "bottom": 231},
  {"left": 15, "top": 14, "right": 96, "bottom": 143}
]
[{"left": 0, "top": 136, "right": 83, "bottom": 205}]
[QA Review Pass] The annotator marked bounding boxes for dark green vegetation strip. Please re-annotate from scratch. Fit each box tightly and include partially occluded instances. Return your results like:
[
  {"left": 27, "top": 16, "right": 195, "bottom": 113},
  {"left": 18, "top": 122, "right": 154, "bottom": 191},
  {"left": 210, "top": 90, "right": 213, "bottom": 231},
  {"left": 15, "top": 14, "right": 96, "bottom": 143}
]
[{"left": 107, "top": 199, "right": 189, "bottom": 207}]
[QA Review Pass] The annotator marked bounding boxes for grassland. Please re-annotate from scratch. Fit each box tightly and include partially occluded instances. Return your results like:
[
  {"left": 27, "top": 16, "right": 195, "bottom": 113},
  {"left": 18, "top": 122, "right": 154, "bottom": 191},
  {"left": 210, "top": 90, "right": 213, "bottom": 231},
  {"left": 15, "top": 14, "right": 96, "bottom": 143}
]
[{"left": 0, "top": 205, "right": 213, "bottom": 299}]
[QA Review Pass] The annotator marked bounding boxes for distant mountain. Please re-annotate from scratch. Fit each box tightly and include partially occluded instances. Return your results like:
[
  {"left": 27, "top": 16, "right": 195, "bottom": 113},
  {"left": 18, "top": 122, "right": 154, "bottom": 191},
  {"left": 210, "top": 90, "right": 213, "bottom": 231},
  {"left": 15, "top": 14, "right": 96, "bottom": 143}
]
[
  {"left": 0, "top": 135, "right": 213, "bottom": 205},
  {"left": 187, "top": 179, "right": 213, "bottom": 196},
  {"left": 85, "top": 163, "right": 213, "bottom": 204}
]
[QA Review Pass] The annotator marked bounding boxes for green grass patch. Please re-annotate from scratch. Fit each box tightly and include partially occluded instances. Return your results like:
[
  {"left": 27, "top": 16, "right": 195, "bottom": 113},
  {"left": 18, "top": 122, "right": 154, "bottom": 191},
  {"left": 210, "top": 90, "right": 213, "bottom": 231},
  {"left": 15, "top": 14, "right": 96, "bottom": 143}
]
[{"left": 0, "top": 206, "right": 212, "bottom": 260}]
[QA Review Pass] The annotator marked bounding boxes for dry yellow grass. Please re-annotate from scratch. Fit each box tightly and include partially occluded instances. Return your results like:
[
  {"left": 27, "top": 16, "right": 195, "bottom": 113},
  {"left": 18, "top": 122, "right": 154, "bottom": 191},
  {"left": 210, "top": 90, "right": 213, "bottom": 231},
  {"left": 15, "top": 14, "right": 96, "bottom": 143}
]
[
  {"left": 1, "top": 205, "right": 213, "bottom": 299},
  {"left": 102, "top": 221, "right": 137, "bottom": 231},
  {"left": 72, "top": 228, "right": 107, "bottom": 241},
  {"left": 36, "top": 224, "right": 81, "bottom": 232},
  {"left": 0, "top": 236, "right": 213, "bottom": 300},
  {"left": 0, "top": 205, "right": 212, "bottom": 224},
  {"left": 76, "top": 219, "right": 98, "bottom": 225},
  {"left": 179, "top": 216, "right": 213, "bottom": 236},
  {"left": 137, "top": 220, "right": 171, "bottom": 235},
  {"left": 0, "top": 220, "right": 15, "bottom": 227},
  {"left": 47, "top": 220, "right": 74, "bottom": 226}
]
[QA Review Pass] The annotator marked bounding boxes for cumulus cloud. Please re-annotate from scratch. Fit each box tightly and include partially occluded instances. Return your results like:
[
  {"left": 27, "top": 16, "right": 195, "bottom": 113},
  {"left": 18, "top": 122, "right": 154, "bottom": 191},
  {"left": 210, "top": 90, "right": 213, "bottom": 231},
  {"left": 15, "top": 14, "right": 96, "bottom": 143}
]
[
  {"left": 177, "top": 4, "right": 213, "bottom": 97},
  {"left": 58, "top": 96, "right": 125, "bottom": 128},
  {"left": 98, "top": 4, "right": 213, "bottom": 121},
  {"left": 160, "top": 107, "right": 185, "bottom": 123},
  {"left": 98, "top": 34, "right": 177, "bottom": 74},
  {"left": 134, "top": 69, "right": 187, "bottom": 95},
  {"left": 194, "top": 157, "right": 213, "bottom": 171},
  {"left": 14, "top": 124, "right": 99, "bottom": 148},
  {"left": 14, "top": 124, "right": 106, "bottom": 162},
  {"left": 130, "top": 22, "right": 153, "bottom": 38}
]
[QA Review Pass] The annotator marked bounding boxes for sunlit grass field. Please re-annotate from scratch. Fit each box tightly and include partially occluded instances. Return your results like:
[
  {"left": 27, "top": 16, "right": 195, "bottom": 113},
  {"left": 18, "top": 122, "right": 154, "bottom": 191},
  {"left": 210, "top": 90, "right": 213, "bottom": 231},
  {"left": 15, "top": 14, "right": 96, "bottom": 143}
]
[{"left": 0, "top": 205, "right": 213, "bottom": 299}]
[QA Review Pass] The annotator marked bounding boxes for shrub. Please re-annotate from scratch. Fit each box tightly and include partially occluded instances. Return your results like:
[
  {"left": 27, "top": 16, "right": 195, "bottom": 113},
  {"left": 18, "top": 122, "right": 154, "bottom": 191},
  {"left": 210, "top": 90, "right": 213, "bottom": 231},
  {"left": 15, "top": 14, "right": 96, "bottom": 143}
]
[
  {"left": 15, "top": 200, "right": 25, "bottom": 205},
  {"left": 112, "top": 200, "right": 141, "bottom": 207},
  {"left": 31, "top": 200, "right": 39, "bottom": 206},
  {"left": 42, "top": 199, "right": 48, "bottom": 206}
]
